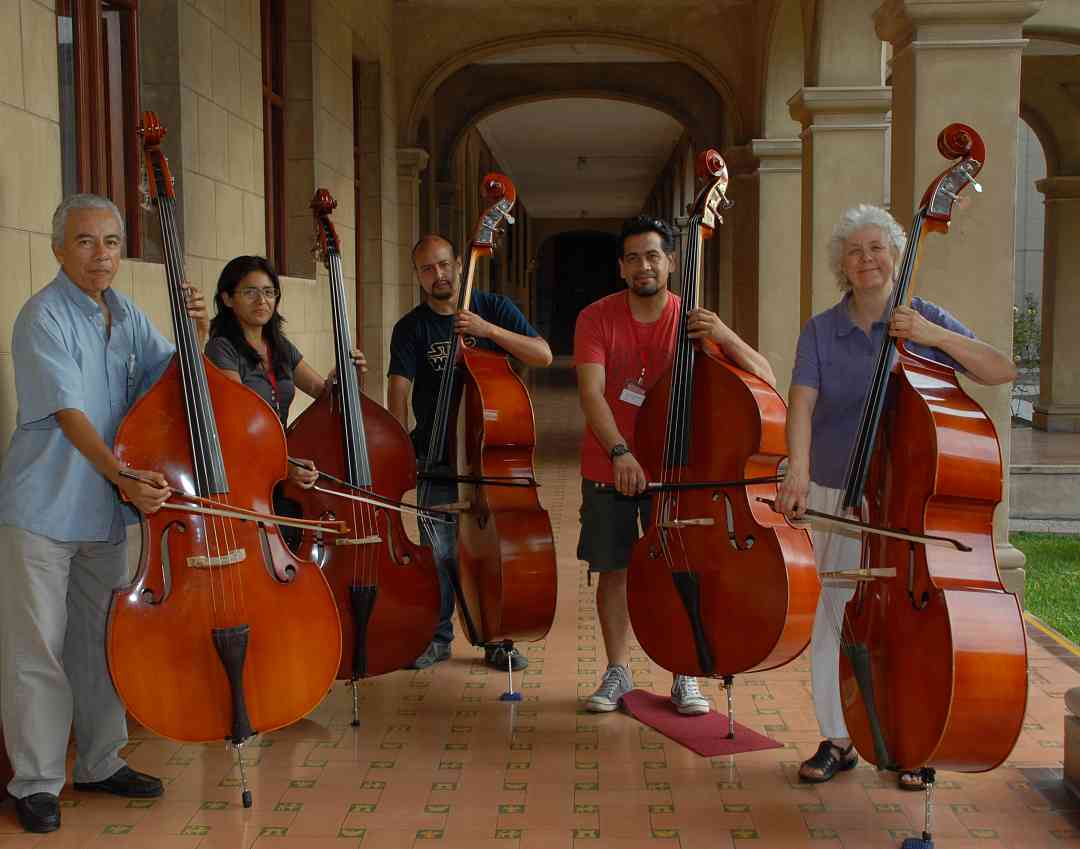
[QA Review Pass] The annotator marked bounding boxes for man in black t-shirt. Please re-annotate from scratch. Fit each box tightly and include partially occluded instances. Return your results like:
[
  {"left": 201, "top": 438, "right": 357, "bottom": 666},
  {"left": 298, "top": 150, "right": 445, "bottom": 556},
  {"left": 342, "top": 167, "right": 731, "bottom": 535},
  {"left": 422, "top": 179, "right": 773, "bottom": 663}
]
[{"left": 389, "top": 234, "right": 553, "bottom": 670}]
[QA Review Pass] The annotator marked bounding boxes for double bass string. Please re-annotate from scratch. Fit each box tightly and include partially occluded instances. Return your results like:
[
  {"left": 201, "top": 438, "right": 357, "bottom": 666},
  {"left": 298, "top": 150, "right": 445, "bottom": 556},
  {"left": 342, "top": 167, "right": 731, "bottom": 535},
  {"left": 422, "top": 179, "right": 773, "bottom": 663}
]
[
  {"left": 328, "top": 247, "right": 376, "bottom": 593},
  {"left": 157, "top": 190, "right": 241, "bottom": 624}
]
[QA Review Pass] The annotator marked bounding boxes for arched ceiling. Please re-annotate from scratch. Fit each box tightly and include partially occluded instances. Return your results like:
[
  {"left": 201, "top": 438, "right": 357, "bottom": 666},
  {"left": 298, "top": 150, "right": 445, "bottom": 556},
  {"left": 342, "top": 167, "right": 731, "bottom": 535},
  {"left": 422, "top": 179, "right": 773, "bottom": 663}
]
[
  {"left": 476, "top": 98, "right": 684, "bottom": 218},
  {"left": 423, "top": 41, "right": 728, "bottom": 222}
]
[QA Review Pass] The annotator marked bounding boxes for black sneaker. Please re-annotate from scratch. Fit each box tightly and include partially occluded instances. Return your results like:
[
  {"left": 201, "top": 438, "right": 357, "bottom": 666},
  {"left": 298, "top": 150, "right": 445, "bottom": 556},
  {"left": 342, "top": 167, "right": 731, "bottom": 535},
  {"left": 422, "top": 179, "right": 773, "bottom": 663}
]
[
  {"left": 484, "top": 643, "right": 528, "bottom": 672},
  {"left": 409, "top": 641, "right": 451, "bottom": 669}
]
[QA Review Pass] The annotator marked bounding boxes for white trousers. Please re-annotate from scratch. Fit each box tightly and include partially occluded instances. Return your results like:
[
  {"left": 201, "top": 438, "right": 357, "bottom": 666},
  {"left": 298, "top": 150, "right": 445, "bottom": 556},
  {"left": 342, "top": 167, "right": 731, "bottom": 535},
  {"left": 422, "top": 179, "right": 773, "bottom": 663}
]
[
  {"left": 0, "top": 526, "right": 129, "bottom": 797},
  {"left": 807, "top": 483, "right": 863, "bottom": 741}
]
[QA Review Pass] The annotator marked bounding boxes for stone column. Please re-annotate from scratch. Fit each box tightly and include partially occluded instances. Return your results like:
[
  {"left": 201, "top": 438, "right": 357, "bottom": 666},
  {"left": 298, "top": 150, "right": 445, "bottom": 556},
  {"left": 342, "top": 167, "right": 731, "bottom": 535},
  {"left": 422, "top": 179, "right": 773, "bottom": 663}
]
[
  {"left": 1033, "top": 176, "right": 1080, "bottom": 432},
  {"left": 718, "top": 145, "right": 759, "bottom": 341},
  {"left": 397, "top": 147, "right": 430, "bottom": 311},
  {"left": 436, "top": 180, "right": 462, "bottom": 250},
  {"left": 788, "top": 87, "right": 893, "bottom": 320},
  {"left": 751, "top": 138, "right": 802, "bottom": 396},
  {"left": 876, "top": 0, "right": 1044, "bottom": 600}
]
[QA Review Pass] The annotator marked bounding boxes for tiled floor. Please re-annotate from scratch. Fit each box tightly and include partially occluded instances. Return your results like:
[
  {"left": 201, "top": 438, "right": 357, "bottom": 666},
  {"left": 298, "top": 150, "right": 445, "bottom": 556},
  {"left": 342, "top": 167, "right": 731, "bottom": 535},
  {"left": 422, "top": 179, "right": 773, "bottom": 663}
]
[{"left": 2, "top": 367, "right": 1078, "bottom": 848}]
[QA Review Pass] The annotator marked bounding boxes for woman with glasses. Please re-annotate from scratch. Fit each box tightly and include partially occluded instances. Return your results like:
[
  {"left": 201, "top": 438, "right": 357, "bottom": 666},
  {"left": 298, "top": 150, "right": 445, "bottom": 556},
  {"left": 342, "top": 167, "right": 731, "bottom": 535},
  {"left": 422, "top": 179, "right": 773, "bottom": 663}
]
[{"left": 205, "top": 256, "right": 364, "bottom": 539}]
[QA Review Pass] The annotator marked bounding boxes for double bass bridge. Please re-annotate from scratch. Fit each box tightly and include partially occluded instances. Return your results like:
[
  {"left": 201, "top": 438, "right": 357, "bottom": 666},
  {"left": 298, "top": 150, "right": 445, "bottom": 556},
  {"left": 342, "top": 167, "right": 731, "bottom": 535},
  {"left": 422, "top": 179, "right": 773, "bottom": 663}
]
[
  {"left": 187, "top": 548, "right": 247, "bottom": 569},
  {"left": 659, "top": 517, "right": 715, "bottom": 528},
  {"left": 334, "top": 535, "right": 383, "bottom": 546}
]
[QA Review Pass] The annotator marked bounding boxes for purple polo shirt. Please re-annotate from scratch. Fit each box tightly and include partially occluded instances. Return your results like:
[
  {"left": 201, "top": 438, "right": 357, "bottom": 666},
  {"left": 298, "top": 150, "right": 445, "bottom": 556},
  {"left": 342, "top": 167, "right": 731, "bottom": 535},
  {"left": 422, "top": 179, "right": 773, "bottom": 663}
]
[{"left": 791, "top": 294, "right": 976, "bottom": 488}]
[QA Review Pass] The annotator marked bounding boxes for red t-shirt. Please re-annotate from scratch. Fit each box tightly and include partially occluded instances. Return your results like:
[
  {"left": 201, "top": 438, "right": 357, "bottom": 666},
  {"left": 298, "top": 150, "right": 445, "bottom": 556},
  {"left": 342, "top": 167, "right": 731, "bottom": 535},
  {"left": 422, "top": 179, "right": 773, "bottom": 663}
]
[{"left": 573, "top": 291, "right": 681, "bottom": 483}]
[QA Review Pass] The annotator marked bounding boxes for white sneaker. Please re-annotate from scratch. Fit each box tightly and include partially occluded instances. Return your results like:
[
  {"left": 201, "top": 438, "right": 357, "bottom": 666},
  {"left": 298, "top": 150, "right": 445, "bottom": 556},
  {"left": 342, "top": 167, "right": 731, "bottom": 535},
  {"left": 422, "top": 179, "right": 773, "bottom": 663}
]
[
  {"left": 586, "top": 664, "right": 633, "bottom": 713},
  {"left": 671, "top": 675, "right": 710, "bottom": 716}
]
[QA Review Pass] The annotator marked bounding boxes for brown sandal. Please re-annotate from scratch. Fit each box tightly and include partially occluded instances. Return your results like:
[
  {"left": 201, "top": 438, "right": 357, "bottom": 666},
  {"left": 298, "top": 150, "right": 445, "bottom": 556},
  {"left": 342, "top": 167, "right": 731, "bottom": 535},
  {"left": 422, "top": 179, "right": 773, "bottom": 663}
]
[{"left": 799, "top": 740, "right": 858, "bottom": 783}]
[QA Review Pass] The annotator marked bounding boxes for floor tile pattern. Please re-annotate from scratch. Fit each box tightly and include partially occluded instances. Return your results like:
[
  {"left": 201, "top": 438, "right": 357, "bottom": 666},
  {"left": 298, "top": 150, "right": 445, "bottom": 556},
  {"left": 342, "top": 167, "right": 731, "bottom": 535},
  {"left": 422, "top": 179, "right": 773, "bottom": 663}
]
[{"left": 1, "top": 368, "right": 1077, "bottom": 848}]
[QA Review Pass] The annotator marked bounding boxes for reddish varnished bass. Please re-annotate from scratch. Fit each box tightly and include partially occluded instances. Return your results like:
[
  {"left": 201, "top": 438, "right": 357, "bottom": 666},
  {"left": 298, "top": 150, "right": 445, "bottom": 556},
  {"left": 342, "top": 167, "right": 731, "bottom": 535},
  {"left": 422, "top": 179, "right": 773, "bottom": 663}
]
[
  {"left": 838, "top": 124, "right": 1027, "bottom": 772},
  {"left": 421, "top": 174, "right": 557, "bottom": 646},
  {"left": 285, "top": 189, "right": 439, "bottom": 681},
  {"left": 628, "top": 150, "right": 819, "bottom": 679},
  {"left": 107, "top": 113, "right": 341, "bottom": 744}
]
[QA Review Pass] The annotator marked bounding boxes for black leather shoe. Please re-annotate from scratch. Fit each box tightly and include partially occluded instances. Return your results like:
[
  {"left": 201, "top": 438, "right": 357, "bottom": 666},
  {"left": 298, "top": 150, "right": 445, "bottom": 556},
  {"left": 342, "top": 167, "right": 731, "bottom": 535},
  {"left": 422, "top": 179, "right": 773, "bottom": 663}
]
[
  {"left": 73, "top": 765, "right": 164, "bottom": 798},
  {"left": 15, "top": 793, "right": 60, "bottom": 833}
]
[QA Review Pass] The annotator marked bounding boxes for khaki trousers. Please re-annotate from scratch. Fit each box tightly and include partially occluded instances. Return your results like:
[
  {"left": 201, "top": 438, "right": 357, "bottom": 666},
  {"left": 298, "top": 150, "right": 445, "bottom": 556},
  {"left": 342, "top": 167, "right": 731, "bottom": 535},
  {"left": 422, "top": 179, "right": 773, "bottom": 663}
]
[{"left": 0, "top": 525, "right": 129, "bottom": 798}]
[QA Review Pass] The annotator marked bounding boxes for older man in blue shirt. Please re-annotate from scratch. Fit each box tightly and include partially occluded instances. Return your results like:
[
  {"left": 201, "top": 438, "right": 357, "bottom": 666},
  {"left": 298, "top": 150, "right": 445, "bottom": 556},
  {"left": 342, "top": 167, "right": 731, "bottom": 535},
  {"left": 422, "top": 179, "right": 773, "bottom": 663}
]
[{"left": 0, "top": 194, "right": 207, "bottom": 833}]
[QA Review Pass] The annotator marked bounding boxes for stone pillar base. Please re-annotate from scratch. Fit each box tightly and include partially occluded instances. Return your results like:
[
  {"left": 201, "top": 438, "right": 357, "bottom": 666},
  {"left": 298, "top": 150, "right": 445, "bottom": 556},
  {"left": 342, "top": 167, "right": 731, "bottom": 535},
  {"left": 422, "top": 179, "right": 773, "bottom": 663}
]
[
  {"left": 1066, "top": 713, "right": 1080, "bottom": 800},
  {"left": 1033, "top": 404, "right": 1080, "bottom": 433},
  {"left": 996, "top": 542, "right": 1026, "bottom": 609}
]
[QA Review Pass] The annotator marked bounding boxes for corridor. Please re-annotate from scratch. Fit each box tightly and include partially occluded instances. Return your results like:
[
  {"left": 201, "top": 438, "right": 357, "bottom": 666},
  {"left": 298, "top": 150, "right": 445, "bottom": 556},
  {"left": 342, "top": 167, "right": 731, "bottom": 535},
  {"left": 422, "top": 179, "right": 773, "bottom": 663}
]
[{"left": 1, "top": 368, "right": 1077, "bottom": 849}]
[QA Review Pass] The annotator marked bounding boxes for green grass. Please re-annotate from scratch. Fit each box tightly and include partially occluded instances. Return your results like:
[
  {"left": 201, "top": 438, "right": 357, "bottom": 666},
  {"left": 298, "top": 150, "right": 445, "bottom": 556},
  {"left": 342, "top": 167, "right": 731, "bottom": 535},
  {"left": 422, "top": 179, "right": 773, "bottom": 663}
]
[{"left": 1012, "top": 532, "right": 1080, "bottom": 647}]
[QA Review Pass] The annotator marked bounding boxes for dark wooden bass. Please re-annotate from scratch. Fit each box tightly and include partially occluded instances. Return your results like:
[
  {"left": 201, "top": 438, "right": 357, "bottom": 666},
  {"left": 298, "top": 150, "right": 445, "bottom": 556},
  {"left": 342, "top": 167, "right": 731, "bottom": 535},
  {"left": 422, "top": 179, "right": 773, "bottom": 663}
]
[
  {"left": 285, "top": 190, "right": 439, "bottom": 720},
  {"left": 628, "top": 150, "right": 818, "bottom": 688}
]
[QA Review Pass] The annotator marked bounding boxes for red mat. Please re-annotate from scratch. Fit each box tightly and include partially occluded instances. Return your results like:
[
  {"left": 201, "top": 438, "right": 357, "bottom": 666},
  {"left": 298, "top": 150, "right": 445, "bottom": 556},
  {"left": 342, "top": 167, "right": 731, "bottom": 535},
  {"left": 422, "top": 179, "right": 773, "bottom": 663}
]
[{"left": 621, "top": 689, "right": 784, "bottom": 757}]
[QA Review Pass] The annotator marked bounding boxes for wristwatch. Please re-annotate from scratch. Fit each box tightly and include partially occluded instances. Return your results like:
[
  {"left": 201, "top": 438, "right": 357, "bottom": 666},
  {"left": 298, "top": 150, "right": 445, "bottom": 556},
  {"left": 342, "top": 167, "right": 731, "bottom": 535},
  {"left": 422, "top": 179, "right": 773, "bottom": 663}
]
[{"left": 609, "top": 443, "right": 630, "bottom": 461}]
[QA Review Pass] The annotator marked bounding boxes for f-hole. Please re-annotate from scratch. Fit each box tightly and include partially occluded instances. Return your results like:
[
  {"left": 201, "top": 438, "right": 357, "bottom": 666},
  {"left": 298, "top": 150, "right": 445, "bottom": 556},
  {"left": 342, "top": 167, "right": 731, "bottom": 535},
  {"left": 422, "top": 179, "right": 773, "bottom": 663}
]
[
  {"left": 150, "top": 520, "right": 186, "bottom": 604},
  {"left": 259, "top": 524, "right": 296, "bottom": 583},
  {"left": 906, "top": 544, "right": 928, "bottom": 610},
  {"left": 722, "top": 493, "right": 755, "bottom": 551}
]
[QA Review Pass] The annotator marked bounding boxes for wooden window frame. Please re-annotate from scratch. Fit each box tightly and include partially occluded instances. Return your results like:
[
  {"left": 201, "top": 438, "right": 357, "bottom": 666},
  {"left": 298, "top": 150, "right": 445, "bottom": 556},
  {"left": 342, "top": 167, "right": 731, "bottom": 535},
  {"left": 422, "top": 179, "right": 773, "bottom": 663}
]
[
  {"left": 261, "top": 0, "right": 286, "bottom": 270},
  {"left": 57, "top": 0, "right": 143, "bottom": 257}
]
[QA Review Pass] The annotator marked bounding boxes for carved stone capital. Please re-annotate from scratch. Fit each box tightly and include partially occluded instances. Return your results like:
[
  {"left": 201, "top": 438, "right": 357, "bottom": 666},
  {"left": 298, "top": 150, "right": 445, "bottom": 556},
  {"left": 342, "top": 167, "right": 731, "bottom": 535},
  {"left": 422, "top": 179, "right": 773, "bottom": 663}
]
[
  {"left": 721, "top": 144, "right": 759, "bottom": 177},
  {"left": 788, "top": 87, "right": 892, "bottom": 129},
  {"left": 1036, "top": 175, "right": 1080, "bottom": 201},
  {"left": 875, "top": 0, "right": 1044, "bottom": 47},
  {"left": 397, "top": 147, "right": 430, "bottom": 179},
  {"left": 751, "top": 138, "right": 802, "bottom": 174}
]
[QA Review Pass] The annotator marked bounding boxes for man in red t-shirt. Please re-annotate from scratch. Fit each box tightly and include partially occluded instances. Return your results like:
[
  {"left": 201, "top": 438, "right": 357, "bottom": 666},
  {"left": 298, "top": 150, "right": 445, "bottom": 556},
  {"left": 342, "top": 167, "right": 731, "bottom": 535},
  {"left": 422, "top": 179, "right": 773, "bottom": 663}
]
[{"left": 574, "top": 215, "right": 775, "bottom": 714}]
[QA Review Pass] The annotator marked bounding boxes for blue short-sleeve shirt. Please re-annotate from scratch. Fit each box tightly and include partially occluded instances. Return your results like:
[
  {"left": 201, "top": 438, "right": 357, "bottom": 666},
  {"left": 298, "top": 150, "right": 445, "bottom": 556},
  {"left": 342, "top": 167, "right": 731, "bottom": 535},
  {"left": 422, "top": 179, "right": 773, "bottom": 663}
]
[
  {"left": 790, "top": 293, "right": 976, "bottom": 488},
  {"left": 0, "top": 271, "right": 175, "bottom": 543}
]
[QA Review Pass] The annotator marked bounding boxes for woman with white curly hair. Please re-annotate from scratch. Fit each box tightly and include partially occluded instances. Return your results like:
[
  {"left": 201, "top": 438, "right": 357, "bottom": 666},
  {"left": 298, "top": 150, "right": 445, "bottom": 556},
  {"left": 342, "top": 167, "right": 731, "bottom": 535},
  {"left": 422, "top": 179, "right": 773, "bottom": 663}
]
[{"left": 774, "top": 204, "right": 1017, "bottom": 788}]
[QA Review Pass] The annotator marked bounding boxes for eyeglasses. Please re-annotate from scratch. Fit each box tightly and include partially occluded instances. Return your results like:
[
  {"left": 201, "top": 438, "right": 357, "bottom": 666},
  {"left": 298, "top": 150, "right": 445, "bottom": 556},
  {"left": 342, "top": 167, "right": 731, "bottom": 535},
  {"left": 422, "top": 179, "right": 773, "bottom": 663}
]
[{"left": 236, "top": 287, "right": 278, "bottom": 302}]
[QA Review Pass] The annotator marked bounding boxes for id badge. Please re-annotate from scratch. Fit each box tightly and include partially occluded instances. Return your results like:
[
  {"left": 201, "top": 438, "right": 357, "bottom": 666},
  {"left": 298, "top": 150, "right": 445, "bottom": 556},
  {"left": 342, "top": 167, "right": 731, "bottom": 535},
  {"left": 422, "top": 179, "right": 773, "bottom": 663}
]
[{"left": 619, "top": 379, "right": 646, "bottom": 407}]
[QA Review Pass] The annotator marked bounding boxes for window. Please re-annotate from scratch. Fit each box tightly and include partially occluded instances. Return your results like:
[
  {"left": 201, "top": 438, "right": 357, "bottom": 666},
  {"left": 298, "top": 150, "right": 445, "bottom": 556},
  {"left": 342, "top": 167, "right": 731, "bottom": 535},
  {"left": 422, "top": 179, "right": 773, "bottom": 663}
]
[
  {"left": 261, "top": 0, "right": 286, "bottom": 269},
  {"left": 57, "top": 0, "right": 143, "bottom": 256}
]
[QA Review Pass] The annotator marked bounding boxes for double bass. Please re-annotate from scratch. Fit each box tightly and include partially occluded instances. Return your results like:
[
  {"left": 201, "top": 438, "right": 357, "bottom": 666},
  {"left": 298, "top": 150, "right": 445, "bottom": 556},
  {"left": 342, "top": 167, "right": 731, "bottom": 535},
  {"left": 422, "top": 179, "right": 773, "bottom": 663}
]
[
  {"left": 628, "top": 150, "right": 818, "bottom": 721},
  {"left": 285, "top": 189, "right": 440, "bottom": 723},
  {"left": 107, "top": 114, "right": 342, "bottom": 805},
  {"left": 835, "top": 124, "right": 1027, "bottom": 844},
  {"left": 419, "top": 174, "right": 557, "bottom": 654}
]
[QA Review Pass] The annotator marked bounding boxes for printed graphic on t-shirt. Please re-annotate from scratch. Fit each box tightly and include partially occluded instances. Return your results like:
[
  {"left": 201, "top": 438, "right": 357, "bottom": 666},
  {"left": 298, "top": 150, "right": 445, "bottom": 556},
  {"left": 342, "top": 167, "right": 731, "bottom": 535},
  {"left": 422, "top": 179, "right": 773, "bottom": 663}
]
[{"left": 425, "top": 336, "right": 476, "bottom": 372}]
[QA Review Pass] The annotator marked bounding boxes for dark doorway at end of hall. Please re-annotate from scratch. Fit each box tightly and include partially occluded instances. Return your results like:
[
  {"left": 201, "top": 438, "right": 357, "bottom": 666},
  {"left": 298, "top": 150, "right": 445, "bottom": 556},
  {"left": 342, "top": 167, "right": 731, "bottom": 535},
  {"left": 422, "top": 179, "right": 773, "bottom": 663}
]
[{"left": 535, "top": 231, "right": 623, "bottom": 358}]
